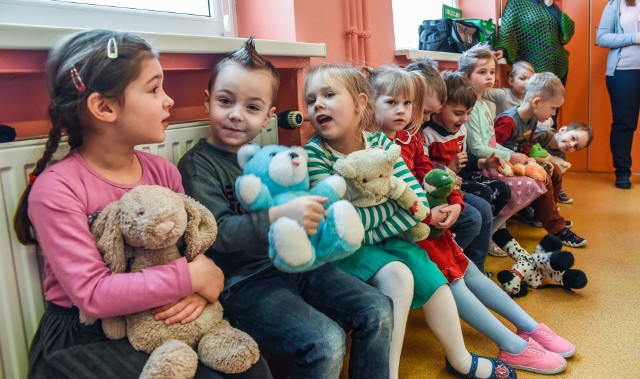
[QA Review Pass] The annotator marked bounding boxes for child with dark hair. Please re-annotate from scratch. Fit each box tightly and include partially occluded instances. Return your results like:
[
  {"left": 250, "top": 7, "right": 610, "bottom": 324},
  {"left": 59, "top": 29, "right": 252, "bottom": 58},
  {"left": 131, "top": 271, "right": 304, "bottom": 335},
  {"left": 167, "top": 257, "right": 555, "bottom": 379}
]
[
  {"left": 14, "top": 29, "right": 271, "bottom": 378},
  {"left": 532, "top": 121, "right": 594, "bottom": 204},
  {"left": 178, "top": 38, "right": 393, "bottom": 379},
  {"left": 423, "top": 71, "right": 513, "bottom": 258}
]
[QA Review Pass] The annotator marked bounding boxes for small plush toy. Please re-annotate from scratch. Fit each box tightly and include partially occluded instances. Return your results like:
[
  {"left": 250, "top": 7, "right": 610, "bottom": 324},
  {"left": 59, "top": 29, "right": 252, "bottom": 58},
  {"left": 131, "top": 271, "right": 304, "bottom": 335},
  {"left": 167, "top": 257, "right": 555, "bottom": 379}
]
[
  {"left": 513, "top": 161, "right": 548, "bottom": 182},
  {"left": 333, "top": 145, "right": 429, "bottom": 242},
  {"left": 497, "top": 161, "right": 515, "bottom": 177},
  {"left": 235, "top": 144, "right": 364, "bottom": 272},
  {"left": 493, "top": 229, "right": 588, "bottom": 297},
  {"left": 82, "top": 185, "right": 260, "bottom": 378},
  {"left": 422, "top": 168, "right": 456, "bottom": 238},
  {"left": 529, "top": 142, "right": 549, "bottom": 163},
  {"left": 498, "top": 160, "right": 548, "bottom": 182}
]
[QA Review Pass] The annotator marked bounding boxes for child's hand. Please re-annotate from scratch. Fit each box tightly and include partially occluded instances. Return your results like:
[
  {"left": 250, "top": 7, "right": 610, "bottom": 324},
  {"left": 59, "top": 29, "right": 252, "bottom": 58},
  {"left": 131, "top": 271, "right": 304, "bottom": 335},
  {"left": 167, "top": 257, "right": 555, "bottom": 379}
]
[
  {"left": 548, "top": 155, "right": 571, "bottom": 173},
  {"left": 427, "top": 204, "right": 448, "bottom": 226},
  {"left": 509, "top": 152, "right": 530, "bottom": 165},
  {"left": 538, "top": 118, "right": 554, "bottom": 128},
  {"left": 269, "top": 196, "right": 327, "bottom": 235},
  {"left": 153, "top": 293, "right": 207, "bottom": 325},
  {"left": 435, "top": 203, "right": 462, "bottom": 229},
  {"left": 479, "top": 152, "right": 503, "bottom": 169},
  {"left": 188, "top": 254, "right": 224, "bottom": 305},
  {"left": 449, "top": 152, "right": 468, "bottom": 173},
  {"left": 545, "top": 161, "right": 555, "bottom": 175}
]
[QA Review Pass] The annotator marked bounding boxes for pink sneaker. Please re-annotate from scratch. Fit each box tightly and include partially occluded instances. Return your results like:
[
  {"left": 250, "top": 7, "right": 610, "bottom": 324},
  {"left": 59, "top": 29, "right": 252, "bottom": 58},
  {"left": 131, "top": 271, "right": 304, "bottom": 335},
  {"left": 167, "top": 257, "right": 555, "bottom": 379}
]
[
  {"left": 517, "top": 323, "right": 576, "bottom": 358},
  {"left": 498, "top": 339, "right": 567, "bottom": 374}
]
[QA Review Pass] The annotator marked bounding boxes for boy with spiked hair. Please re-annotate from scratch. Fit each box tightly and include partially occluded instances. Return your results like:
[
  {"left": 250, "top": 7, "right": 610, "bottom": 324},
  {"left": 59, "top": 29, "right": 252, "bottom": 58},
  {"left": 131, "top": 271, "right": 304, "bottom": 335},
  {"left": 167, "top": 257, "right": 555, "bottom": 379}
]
[{"left": 178, "top": 38, "right": 393, "bottom": 378}]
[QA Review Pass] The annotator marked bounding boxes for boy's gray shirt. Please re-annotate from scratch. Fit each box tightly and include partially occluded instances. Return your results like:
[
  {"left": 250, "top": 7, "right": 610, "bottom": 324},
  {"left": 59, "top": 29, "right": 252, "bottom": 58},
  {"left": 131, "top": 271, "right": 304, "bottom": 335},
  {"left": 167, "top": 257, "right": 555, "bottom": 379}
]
[{"left": 178, "top": 139, "right": 272, "bottom": 290}]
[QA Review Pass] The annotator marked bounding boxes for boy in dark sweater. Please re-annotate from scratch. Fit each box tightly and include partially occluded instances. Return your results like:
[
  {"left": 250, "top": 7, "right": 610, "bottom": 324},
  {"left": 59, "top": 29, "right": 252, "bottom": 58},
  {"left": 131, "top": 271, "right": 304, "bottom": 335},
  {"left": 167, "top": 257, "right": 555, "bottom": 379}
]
[{"left": 177, "top": 38, "right": 392, "bottom": 378}]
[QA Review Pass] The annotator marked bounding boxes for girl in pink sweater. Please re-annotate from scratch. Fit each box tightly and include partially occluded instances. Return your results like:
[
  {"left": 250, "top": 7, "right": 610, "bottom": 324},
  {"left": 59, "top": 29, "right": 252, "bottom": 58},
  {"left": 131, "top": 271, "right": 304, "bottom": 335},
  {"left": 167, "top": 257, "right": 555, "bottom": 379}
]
[{"left": 13, "top": 29, "right": 270, "bottom": 379}]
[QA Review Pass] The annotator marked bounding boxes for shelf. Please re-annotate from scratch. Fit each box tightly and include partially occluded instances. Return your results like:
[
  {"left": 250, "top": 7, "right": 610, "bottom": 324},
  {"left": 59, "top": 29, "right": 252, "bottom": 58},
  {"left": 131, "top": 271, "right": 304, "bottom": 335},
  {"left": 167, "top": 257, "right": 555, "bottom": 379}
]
[
  {"left": 0, "top": 23, "right": 327, "bottom": 57},
  {"left": 395, "top": 49, "right": 507, "bottom": 64}
]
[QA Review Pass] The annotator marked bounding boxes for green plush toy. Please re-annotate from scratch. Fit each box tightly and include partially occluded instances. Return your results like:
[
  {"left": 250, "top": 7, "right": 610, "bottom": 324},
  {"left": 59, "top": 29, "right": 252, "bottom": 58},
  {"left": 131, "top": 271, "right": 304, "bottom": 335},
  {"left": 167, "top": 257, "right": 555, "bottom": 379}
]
[
  {"left": 422, "top": 169, "right": 456, "bottom": 239},
  {"left": 529, "top": 143, "right": 549, "bottom": 161},
  {"left": 529, "top": 143, "right": 551, "bottom": 172}
]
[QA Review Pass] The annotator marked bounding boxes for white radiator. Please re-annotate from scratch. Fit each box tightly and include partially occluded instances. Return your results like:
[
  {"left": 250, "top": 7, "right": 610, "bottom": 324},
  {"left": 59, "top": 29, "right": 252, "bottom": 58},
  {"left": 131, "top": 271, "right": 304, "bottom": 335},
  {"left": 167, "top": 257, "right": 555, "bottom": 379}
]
[
  {"left": 3, "top": 118, "right": 273, "bottom": 378},
  {"left": 0, "top": 116, "right": 278, "bottom": 378}
]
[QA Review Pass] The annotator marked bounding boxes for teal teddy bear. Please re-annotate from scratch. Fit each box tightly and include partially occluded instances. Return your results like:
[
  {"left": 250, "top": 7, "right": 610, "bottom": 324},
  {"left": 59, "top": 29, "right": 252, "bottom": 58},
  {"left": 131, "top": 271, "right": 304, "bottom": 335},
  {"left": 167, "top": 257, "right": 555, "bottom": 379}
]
[
  {"left": 422, "top": 169, "right": 456, "bottom": 239},
  {"left": 235, "top": 144, "right": 365, "bottom": 272}
]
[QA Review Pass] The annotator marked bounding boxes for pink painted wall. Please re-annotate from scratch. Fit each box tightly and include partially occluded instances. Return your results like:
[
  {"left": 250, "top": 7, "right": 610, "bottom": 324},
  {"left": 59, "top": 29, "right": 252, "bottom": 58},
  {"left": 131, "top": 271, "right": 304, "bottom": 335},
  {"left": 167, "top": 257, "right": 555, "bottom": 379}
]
[
  {"left": 0, "top": 0, "right": 618, "bottom": 172},
  {"left": 236, "top": 0, "right": 297, "bottom": 41}
]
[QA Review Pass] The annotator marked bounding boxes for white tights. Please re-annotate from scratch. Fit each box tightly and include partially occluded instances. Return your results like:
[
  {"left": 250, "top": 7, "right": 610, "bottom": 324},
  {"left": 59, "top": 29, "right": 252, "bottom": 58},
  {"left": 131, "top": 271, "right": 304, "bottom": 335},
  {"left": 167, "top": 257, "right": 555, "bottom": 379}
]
[{"left": 369, "top": 261, "right": 413, "bottom": 379}]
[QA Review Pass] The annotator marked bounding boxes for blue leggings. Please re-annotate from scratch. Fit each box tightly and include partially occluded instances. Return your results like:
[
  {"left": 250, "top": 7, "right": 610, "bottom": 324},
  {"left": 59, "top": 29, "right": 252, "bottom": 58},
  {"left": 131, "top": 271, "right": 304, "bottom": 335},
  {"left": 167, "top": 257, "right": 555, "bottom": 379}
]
[
  {"left": 450, "top": 193, "right": 492, "bottom": 272},
  {"left": 449, "top": 263, "right": 539, "bottom": 354}
]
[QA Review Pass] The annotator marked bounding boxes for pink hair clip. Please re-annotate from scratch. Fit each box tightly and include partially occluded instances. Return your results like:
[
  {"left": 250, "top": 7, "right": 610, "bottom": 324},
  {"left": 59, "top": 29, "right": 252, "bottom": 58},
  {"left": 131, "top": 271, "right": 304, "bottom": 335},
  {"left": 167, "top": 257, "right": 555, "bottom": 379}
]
[{"left": 70, "top": 66, "right": 86, "bottom": 93}]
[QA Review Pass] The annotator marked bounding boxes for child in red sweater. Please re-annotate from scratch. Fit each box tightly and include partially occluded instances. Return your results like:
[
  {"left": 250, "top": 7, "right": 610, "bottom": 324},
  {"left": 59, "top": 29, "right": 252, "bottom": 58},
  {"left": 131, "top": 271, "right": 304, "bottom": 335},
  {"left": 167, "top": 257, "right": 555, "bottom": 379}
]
[{"left": 494, "top": 72, "right": 587, "bottom": 247}]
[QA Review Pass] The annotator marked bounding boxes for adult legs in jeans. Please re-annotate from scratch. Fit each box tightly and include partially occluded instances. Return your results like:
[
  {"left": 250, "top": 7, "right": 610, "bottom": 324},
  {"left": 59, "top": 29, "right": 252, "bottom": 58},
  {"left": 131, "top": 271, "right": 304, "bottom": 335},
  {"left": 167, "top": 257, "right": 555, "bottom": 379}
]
[
  {"left": 606, "top": 69, "right": 640, "bottom": 180},
  {"left": 219, "top": 265, "right": 393, "bottom": 379},
  {"left": 450, "top": 193, "right": 492, "bottom": 272}
]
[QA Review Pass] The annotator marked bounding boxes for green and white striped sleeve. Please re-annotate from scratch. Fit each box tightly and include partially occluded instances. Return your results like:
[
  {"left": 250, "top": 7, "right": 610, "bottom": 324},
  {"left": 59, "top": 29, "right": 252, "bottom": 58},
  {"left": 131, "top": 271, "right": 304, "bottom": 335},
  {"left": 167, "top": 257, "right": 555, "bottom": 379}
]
[{"left": 356, "top": 133, "right": 429, "bottom": 243}]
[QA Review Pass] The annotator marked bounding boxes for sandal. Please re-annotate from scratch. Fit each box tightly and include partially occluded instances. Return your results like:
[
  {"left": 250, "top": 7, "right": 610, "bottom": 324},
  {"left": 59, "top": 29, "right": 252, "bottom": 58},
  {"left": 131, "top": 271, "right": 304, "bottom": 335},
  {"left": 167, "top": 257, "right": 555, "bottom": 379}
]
[{"left": 445, "top": 353, "right": 516, "bottom": 379}]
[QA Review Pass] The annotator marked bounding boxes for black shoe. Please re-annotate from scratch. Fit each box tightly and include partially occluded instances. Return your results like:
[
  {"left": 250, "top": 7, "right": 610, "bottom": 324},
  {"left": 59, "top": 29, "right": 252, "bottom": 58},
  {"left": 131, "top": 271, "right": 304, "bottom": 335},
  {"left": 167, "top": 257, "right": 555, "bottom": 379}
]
[
  {"left": 554, "top": 227, "right": 587, "bottom": 248},
  {"left": 615, "top": 176, "right": 631, "bottom": 189},
  {"left": 514, "top": 207, "right": 537, "bottom": 226}
]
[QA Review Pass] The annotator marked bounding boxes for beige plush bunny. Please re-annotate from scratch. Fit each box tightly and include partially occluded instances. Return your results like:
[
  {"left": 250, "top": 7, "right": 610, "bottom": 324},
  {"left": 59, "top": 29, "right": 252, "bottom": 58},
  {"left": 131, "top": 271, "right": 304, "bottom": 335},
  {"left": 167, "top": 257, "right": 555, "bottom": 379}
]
[{"left": 82, "top": 185, "right": 259, "bottom": 379}]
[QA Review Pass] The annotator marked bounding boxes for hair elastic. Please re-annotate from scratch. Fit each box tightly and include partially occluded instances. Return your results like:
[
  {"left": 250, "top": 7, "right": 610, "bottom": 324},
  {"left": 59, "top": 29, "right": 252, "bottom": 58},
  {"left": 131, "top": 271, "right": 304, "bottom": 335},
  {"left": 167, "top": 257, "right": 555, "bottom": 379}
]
[
  {"left": 360, "top": 66, "right": 374, "bottom": 78},
  {"left": 28, "top": 172, "right": 38, "bottom": 186},
  {"left": 70, "top": 66, "right": 86, "bottom": 93},
  {"left": 107, "top": 37, "right": 118, "bottom": 59}
]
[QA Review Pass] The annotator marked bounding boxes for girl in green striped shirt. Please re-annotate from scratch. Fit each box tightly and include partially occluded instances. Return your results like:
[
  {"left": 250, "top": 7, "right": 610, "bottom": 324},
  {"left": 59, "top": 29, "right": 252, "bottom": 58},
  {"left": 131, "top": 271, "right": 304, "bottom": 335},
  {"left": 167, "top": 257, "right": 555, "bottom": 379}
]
[{"left": 303, "top": 63, "right": 514, "bottom": 379}]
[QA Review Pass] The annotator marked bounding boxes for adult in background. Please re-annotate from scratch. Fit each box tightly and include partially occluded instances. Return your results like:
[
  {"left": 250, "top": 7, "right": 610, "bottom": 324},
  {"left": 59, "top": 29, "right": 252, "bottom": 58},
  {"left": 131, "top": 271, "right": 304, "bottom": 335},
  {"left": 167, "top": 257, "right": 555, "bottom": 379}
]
[
  {"left": 494, "top": 0, "right": 574, "bottom": 127},
  {"left": 596, "top": 0, "right": 640, "bottom": 189}
]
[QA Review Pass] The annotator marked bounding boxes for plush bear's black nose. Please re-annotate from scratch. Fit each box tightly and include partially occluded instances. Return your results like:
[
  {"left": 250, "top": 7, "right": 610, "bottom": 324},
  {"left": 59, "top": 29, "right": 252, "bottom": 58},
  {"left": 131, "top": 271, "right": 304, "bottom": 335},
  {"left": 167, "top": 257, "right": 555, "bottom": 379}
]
[{"left": 289, "top": 152, "right": 299, "bottom": 159}]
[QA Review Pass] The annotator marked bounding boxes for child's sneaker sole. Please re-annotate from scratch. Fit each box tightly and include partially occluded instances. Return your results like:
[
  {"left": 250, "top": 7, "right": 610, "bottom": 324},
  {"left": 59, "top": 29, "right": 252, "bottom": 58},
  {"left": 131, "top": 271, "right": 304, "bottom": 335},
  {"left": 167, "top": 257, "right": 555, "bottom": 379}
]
[
  {"left": 557, "top": 192, "right": 574, "bottom": 204},
  {"left": 489, "top": 242, "right": 509, "bottom": 257},
  {"left": 498, "top": 339, "right": 567, "bottom": 375},
  {"left": 555, "top": 227, "right": 587, "bottom": 248},
  {"left": 533, "top": 220, "right": 573, "bottom": 229},
  {"left": 517, "top": 323, "right": 577, "bottom": 358}
]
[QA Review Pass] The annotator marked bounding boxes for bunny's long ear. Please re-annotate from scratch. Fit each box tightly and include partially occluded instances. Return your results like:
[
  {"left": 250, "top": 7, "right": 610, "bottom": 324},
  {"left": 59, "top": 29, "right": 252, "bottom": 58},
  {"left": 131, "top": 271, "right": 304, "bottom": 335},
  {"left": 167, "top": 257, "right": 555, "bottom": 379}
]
[
  {"left": 180, "top": 194, "right": 218, "bottom": 261},
  {"left": 90, "top": 202, "right": 127, "bottom": 273}
]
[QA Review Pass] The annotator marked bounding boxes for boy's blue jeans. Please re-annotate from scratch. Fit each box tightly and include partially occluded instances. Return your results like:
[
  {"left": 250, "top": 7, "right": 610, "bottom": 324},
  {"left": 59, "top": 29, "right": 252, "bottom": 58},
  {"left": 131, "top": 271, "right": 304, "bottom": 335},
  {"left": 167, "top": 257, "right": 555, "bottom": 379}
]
[
  {"left": 219, "top": 264, "right": 393, "bottom": 379},
  {"left": 450, "top": 193, "right": 492, "bottom": 272}
]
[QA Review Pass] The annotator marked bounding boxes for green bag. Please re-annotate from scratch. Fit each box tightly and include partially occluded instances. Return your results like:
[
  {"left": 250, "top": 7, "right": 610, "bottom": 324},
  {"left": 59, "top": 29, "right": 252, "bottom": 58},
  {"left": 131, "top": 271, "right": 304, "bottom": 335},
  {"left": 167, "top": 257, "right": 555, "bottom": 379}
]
[{"left": 460, "top": 18, "right": 496, "bottom": 45}]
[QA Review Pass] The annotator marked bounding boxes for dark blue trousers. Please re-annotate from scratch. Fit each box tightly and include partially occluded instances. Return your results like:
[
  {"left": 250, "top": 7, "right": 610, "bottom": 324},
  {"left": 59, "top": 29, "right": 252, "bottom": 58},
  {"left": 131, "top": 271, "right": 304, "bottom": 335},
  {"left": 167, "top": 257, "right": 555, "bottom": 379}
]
[{"left": 606, "top": 69, "right": 640, "bottom": 178}]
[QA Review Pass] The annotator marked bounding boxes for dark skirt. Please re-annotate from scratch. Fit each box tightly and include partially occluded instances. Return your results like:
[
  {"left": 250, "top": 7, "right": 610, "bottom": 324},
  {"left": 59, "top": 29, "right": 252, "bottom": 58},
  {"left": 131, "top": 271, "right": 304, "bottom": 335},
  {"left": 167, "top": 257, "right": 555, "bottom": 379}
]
[{"left": 29, "top": 302, "right": 273, "bottom": 379}]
